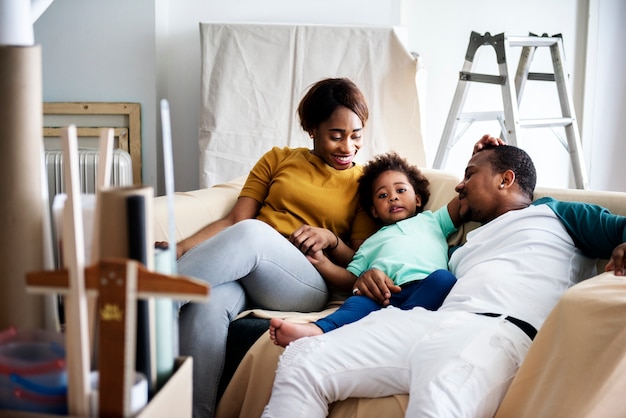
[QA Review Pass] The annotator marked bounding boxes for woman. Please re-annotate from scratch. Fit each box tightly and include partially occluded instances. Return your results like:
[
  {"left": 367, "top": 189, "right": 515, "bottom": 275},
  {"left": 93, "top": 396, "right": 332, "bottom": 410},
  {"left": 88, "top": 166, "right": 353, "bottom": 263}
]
[{"left": 169, "top": 78, "right": 378, "bottom": 418}]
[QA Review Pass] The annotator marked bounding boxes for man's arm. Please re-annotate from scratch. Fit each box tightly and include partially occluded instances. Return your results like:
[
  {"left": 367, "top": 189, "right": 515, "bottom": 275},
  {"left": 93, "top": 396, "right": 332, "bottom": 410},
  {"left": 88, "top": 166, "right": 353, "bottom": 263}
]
[
  {"left": 537, "top": 197, "right": 626, "bottom": 274},
  {"left": 446, "top": 196, "right": 463, "bottom": 227}
]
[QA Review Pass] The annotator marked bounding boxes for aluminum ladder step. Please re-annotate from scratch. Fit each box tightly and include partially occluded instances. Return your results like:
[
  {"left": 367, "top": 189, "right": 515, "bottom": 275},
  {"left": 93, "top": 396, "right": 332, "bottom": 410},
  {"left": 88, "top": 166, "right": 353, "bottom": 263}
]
[{"left": 433, "top": 31, "right": 589, "bottom": 189}]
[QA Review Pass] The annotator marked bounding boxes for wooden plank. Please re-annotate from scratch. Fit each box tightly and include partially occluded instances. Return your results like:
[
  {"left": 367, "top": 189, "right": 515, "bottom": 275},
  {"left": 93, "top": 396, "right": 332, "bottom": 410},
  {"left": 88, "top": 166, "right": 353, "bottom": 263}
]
[
  {"left": 126, "top": 104, "right": 142, "bottom": 186},
  {"left": 44, "top": 102, "right": 142, "bottom": 184},
  {"left": 26, "top": 259, "right": 211, "bottom": 302},
  {"left": 44, "top": 127, "right": 129, "bottom": 152},
  {"left": 60, "top": 125, "right": 92, "bottom": 416},
  {"left": 97, "top": 260, "right": 137, "bottom": 417}
]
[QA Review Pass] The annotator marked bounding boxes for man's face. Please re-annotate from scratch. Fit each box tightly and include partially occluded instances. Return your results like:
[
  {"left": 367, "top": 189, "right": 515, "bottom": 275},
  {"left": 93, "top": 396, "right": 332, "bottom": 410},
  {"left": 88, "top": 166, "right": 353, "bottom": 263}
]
[{"left": 455, "top": 150, "right": 503, "bottom": 223}]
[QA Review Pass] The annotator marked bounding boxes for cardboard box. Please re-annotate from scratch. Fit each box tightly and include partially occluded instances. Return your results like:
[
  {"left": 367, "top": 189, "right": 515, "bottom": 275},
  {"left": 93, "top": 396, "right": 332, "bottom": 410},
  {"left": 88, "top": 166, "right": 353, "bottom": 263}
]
[{"left": 0, "top": 357, "right": 192, "bottom": 418}]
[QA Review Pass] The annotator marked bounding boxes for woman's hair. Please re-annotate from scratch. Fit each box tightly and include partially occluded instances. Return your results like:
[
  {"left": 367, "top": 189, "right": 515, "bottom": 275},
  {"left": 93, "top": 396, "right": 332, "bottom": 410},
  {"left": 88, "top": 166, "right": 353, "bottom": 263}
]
[
  {"left": 358, "top": 152, "right": 430, "bottom": 218},
  {"left": 297, "top": 78, "right": 369, "bottom": 133},
  {"left": 482, "top": 144, "right": 537, "bottom": 200}
]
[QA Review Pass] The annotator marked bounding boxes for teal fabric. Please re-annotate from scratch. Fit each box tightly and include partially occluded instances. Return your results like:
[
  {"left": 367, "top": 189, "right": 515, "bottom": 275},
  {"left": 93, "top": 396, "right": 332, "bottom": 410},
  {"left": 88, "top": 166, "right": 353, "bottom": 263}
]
[
  {"left": 534, "top": 197, "right": 626, "bottom": 259},
  {"left": 347, "top": 206, "right": 457, "bottom": 286}
]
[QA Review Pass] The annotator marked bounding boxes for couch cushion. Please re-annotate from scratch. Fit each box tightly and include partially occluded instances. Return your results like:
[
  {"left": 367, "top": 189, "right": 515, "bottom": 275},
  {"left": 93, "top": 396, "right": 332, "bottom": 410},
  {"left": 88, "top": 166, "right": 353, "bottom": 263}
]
[{"left": 153, "top": 176, "right": 245, "bottom": 242}]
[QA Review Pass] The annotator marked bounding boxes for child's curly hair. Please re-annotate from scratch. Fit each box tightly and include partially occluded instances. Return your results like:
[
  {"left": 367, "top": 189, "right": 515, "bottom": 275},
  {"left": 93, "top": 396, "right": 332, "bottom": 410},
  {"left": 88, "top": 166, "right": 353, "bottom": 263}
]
[{"left": 358, "top": 152, "right": 430, "bottom": 219}]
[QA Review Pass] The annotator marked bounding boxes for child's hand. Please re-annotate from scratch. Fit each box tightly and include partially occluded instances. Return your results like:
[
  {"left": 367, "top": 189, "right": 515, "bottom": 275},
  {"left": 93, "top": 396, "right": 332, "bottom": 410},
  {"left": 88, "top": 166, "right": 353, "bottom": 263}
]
[
  {"left": 305, "top": 248, "right": 326, "bottom": 265},
  {"left": 353, "top": 269, "right": 401, "bottom": 306}
]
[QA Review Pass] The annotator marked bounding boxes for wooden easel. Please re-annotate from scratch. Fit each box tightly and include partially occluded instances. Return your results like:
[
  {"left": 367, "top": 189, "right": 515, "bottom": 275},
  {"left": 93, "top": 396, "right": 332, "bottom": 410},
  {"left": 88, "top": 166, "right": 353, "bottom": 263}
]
[
  {"left": 26, "top": 259, "right": 209, "bottom": 417},
  {"left": 24, "top": 127, "right": 208, "bottom": 417}
]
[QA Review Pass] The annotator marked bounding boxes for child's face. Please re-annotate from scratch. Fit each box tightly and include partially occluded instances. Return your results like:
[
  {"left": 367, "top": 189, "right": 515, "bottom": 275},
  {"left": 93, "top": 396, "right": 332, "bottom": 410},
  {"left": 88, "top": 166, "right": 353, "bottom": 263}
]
[{"left": 370, "top": 170, "right": 421, "bottom": 225}]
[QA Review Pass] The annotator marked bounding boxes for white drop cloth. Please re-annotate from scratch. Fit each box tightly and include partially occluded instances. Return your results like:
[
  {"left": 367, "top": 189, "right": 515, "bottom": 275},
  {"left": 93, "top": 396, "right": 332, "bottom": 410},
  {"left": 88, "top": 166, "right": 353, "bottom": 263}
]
[{"left": 198, "top": 22, "right": 426, "bottom": 187}]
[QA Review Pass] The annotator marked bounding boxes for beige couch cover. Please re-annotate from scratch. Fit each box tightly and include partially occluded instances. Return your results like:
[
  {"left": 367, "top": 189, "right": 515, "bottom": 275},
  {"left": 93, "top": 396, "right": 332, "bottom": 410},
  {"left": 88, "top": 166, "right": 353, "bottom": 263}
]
[
  {"left": 495, "top": 271, "right": 626, "bottom": 418},
  {"left": 153, "top": 170, "right": 626, "bottom": 418}
]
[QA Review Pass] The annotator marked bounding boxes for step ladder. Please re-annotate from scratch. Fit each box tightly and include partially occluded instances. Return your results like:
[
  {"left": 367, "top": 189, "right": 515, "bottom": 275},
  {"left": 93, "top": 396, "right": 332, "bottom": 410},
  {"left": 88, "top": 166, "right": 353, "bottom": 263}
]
[{"left": 433, "top": 31, "right": 589, "bottom": 189}]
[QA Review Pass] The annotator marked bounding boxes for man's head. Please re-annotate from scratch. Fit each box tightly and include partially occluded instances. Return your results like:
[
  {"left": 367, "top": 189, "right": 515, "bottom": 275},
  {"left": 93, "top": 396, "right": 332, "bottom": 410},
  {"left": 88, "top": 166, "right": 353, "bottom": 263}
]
[{"left": 455, "top": 145, "right": 537, "bottom": 223}]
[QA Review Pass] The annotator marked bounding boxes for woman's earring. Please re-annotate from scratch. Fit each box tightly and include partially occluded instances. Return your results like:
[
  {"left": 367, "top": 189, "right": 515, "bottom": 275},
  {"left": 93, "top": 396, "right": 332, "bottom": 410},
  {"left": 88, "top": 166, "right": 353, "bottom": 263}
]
[{"left": 499, "top": 183, "right": 505, "bottom": 189}]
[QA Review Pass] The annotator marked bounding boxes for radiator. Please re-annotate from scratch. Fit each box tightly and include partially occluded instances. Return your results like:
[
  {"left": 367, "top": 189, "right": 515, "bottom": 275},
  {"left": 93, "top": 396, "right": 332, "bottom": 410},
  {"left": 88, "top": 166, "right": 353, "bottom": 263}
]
[{"left": 45, "top": 148, "right": 133, "bottom": 197}]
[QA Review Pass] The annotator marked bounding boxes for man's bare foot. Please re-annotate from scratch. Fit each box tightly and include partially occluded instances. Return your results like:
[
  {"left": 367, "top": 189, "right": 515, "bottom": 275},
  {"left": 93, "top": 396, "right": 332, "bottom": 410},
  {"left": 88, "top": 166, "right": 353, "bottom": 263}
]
[{"left": 268, "top": 317, "right": 323, "bottom": 347}]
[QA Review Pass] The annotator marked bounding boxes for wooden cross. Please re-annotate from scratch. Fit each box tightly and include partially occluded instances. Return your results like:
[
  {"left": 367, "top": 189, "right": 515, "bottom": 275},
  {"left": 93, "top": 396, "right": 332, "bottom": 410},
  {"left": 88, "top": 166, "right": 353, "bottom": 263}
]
[{"left": 26, "top": 258, "right": 209, "bottom": 417}]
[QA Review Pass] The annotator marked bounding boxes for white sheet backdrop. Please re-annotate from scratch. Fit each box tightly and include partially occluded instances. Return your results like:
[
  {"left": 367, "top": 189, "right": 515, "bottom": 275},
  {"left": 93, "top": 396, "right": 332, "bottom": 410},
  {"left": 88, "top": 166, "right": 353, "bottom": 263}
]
[{"left": 198, "top": 22, "right": 426, "bottom": 187}]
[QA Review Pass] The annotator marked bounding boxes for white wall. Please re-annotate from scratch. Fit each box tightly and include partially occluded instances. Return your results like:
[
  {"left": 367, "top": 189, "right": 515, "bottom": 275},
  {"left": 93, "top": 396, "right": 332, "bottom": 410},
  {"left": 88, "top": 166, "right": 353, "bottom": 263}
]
[
  {"left": 404, "top": 0, "right": 625, "bottom": 192},
  {"left": 403, "top": 0, "right": 586, "bottom": 188},
  {"left": 35, "top": 0, "right": 625, "bottom": 193},
  {"left": 581, "top": 0, "right": 626, "bottom": 192},
  {"left": 34, "top": 0, "right": 158, "bottom": 187}
]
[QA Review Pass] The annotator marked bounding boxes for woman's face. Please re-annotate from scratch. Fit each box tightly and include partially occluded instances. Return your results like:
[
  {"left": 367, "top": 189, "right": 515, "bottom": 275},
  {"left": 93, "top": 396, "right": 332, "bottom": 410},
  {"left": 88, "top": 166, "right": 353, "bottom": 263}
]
[{"left": 310, "top": 106, "right": 363, "bottom": 170}]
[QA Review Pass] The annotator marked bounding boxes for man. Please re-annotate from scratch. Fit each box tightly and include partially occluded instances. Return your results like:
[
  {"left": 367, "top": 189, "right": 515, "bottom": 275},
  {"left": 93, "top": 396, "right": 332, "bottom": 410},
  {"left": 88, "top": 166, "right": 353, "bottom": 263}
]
[{"left": 261, "top": 143, "right": 626, "bottom": 418}]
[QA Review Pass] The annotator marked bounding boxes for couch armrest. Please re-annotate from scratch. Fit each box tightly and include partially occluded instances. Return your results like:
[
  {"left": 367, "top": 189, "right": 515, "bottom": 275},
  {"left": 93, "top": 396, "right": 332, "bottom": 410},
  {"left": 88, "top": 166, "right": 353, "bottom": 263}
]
[{"left": 153, "top": 176, "right": 246, "bottom": 242}]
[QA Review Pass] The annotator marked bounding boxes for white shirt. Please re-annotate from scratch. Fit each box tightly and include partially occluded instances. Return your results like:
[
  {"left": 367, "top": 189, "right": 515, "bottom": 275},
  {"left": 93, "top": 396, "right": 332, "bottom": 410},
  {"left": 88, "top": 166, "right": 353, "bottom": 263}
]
[{"left": 444, "top": 204, "right": 597, "bottom": 330}]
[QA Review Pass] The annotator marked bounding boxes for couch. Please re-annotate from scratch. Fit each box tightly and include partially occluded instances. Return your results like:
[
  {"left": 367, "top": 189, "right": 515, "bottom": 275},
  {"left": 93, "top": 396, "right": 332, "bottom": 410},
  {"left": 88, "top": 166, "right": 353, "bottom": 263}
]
[{"left": 153, "top": 169, "right": 626, "bottom": 418}]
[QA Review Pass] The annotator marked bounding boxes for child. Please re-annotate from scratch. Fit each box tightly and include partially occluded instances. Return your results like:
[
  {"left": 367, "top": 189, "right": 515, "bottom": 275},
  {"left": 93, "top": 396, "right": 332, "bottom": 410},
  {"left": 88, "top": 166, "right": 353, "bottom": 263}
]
[{"left": 269, "top": 152, "right": 462, "bottom": 347}]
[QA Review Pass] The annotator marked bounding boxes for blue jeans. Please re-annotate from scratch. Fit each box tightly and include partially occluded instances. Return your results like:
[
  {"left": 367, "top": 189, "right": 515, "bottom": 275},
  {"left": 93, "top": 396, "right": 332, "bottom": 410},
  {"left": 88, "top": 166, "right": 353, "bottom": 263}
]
[
  {"left": 177, "top": 219, "right": 329, "bottom": 418},
  {"left": 315, "top": 269, "right": 456, "bottom": 332}
]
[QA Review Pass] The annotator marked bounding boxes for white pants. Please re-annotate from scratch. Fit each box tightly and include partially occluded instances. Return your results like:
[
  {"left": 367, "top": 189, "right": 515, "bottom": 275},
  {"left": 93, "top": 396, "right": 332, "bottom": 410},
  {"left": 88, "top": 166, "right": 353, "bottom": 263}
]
[{"left": 262, "top": 307, "right": 532, "bottom": 418}]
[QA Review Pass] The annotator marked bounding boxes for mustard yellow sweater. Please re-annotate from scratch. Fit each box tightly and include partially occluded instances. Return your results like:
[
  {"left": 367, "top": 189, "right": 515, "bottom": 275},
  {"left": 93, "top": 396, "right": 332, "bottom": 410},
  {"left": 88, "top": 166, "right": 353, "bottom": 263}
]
[{"left": 240, "top": 147, "right": 376, "bottom": 243}]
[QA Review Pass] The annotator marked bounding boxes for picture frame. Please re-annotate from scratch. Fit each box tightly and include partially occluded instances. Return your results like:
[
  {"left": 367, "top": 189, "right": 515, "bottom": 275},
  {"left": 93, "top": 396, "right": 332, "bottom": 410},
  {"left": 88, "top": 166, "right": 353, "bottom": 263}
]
[{"left": 43, "top": 102, "right": 142, "bottom": 184}]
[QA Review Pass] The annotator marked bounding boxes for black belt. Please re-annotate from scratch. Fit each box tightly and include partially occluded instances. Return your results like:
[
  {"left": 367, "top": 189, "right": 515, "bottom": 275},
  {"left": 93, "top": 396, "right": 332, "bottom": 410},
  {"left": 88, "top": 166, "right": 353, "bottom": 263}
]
[{"left": 476, "top": 312, "right": 537, "bottom": 340}]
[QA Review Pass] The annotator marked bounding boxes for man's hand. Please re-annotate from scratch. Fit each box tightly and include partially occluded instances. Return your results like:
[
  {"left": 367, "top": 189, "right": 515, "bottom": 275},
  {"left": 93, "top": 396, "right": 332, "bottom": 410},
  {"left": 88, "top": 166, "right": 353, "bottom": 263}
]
[
  {"left": 353, "top": 269, "right": 401, "bottom": 306},
  {"left": 473, "top": 134, "right": 506, "bottom": 154},
  {"left": 605, "top": 242, "right": 626, "bottom": 276}
]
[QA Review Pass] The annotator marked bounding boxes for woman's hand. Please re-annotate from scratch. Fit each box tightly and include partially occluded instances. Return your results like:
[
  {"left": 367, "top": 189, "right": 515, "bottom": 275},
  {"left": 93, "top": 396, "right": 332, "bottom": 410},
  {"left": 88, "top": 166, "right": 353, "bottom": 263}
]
[
  {"left": 353, "top": 269, "right": 401, "bottom": 306},
  {"left": 473, "top": 134, "right": 506, "bottom": 154},
  {"left": 155, "top": 241, "right": 184, "bottom": 259},
  {"left": 605, "top": 242, "right": 626, "bottom": 276},
  {"left": 290, "top": 225, "right": 337, "bottom": 255}
]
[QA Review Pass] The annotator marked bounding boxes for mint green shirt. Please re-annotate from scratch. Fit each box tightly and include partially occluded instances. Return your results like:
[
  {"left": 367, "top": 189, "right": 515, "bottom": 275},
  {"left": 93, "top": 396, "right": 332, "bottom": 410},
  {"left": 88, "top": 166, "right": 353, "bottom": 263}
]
[{"left": 347, "top": 206, "right": 457, "bottom": 286}]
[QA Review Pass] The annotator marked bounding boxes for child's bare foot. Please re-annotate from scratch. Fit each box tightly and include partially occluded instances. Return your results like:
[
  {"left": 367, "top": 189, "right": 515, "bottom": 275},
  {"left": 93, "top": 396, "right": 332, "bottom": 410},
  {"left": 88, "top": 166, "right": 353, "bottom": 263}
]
[{"left": 268, "top": 317, "right": 323, "bottom": 347}]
